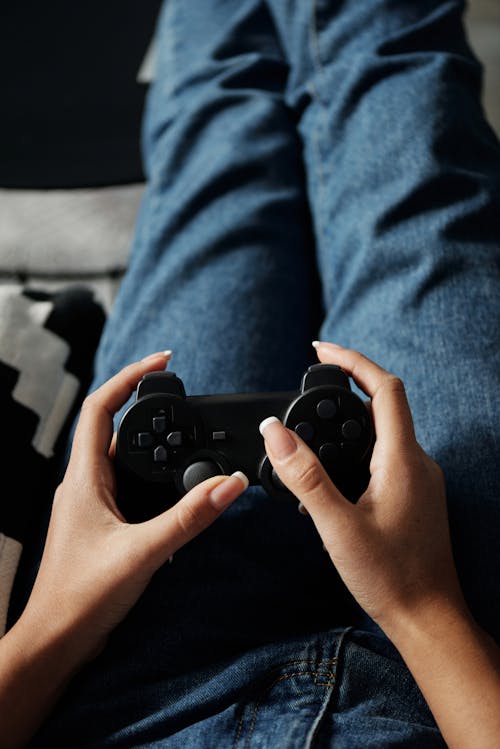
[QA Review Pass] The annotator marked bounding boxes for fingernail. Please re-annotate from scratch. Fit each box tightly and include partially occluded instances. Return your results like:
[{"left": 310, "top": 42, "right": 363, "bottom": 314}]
[
  {"left": 141, "top": 350, "right": 173, "bottom": 362},
  {"left": 312, "top": 341, "right": 342, "bottom": 350},
  {"left": 209, "top": 471, "right": 249, "bottom": 510},
  {"left": 259, "top": 417, "right": 297, "bottom": 460}
]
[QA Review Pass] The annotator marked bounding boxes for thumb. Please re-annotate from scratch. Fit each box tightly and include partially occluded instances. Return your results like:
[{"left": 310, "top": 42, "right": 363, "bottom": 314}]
[
  {"left": 259, "top": 416, "right": 354, "bottom": 530},
  {"left": 134, "top": 471, "right": 249, "bottom": 568}
]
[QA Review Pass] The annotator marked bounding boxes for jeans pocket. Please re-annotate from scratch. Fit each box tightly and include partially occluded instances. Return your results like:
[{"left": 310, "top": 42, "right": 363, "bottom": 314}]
[{"left": 232, "top": 628, "right": 351, "bottom": 749}]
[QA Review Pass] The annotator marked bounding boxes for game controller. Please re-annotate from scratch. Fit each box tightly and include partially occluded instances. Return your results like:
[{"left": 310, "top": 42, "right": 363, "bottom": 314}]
[{"left": 114, "top": 363, "right": 374, "bottom": 522}]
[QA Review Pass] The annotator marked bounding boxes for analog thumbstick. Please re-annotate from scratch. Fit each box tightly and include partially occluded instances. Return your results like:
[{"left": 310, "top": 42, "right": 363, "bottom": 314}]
[{"left": 182, "top": 460, "right": 223, "bottom": 492}]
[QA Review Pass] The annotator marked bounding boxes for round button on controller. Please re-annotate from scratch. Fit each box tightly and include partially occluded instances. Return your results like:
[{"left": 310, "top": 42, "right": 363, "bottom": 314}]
[
  {"left": 294, "top": 421, "right": 315, "bottom": 442},
  {"left": 182, "top": 460, "right": 223, "bottom": 492},
  {"left": 319, "top": 442, "right": 340, "bottom": 463},
  {"left": 316, "top": 398, "right": 337, "bottom": 420},
  {"left": 341, "top": 419, "right": 362, "bottom": 440}
]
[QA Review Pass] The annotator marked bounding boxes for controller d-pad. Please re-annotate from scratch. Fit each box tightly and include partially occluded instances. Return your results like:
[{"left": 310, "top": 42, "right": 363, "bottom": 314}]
[
  {"left": 167, "top": 431, "right": 183, "bottom": 447},
  {"left": 316, "top": 398, "right": 337, "bottom": 420},
  {"left": 153, "top": 416, "right": 167, "bottom": 434},
  {"left": 154, "top": 445, "right": 167, "bottom": 463},
  {"left": 137, "top": 432, "right": 153, "bottom": 448}
]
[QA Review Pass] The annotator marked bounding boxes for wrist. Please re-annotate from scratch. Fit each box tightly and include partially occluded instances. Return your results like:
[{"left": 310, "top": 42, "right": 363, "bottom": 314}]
[
  {"left": 378, "top": 595, "right": 483, "bottom": 659},
  {"left": 14, "top": 601, "right": 106, "bottom": 676}
]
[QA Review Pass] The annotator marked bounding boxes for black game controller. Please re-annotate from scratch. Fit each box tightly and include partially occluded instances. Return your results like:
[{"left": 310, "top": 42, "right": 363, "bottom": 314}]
[{"left": 115, "top": 364, "right": 374, "bottom": 522}]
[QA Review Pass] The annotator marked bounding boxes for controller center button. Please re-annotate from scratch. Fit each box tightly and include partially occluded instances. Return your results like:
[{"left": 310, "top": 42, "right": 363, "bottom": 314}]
[
  {"left": 153, "top": 445, "right": 168, "bottom": 463},
  {"left": 167, "top": 431, "right": 183, "bottom": 447},
  {"left": 342, "top": 419, "right": 362, "bottom": 440},
  {"left": 294, "top": 421, "right": 315, "bottom": 442},
  {"left": 212, "top": 431, "right": 227, "bottom": 441},
  {"left": 153, "top": 416, "right": 167, "bottom": 434},
  {"left": 316, "top": 398, "right": 337, "bottom": 420},
  {"left": 137, "top": 432, "right": 153, "bottom": 448},
  {"left": 183, "top": 460, "right": 222, "bottom": 492},
  {"left": 319, "top": 442, "right": 340, "bottom": 463}
]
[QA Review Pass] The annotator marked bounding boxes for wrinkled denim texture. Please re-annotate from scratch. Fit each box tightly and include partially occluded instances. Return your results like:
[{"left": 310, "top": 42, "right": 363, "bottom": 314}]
[{"left": 20, "top": 0, "right": 500, "bottom": 746}]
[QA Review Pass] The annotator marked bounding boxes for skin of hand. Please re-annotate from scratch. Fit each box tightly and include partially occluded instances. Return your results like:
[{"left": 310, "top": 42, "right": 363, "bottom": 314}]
[
  {"left": 260, "top": 345, "right": 500, "bottom": 749},
  {"left": 259, "top": 341, "right": 468, "bottom": 634},
  {"left": 18, "top": 351, "right": 248, "bottom": 664}
]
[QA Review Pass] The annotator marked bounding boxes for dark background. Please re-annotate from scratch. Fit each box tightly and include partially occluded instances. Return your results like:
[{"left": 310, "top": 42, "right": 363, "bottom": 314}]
[{"left": 0, "top": 1, "right": 162, "bottom": 188}]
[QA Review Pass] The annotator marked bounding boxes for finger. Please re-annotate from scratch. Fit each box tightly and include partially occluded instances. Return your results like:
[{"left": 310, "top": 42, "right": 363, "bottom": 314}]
[
  {"left": 108, "top": 432, "right": 117, "bottom": 460},
  {"left": 258, "top": 416, "right": 354, "bottom": 529},
  {"left": 136, "top": 471, "right": 249, "bottom": 566},
  {"left": 312, "top": 342, "right": 416, "bottom": 454},
  {"left": 70, "top": 351, "right": 172, "bottom": 468}
]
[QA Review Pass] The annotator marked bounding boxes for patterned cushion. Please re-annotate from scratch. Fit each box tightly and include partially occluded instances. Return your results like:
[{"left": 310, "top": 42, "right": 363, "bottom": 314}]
[{"left": 0, "top": 285, "right": 105, "bottom": 633}]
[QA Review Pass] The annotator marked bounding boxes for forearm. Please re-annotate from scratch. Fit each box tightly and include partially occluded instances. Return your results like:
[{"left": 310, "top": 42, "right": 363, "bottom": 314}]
[
  {"left": 384, "top": 603, "right": 500, "bottom": 749},
  {"left": 0, "top": 613, "right": 89, "bottom": 749}
]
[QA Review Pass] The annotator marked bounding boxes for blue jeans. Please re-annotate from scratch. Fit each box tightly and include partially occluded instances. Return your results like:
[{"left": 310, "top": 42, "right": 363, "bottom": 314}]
[{"left": 25, "top": 0, "right": 500, "bottom": 746}]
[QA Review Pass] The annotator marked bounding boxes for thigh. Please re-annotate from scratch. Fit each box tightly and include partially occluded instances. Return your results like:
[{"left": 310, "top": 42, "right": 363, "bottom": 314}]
[
  {"left": 270, "top": 0, "right": 500, "bottom": 638},
  {"left": 27, "top": 628, "right": 445, "bottom": 748},
  {"left": 92, "top": 0, "right": 323, "bottom": 431}
]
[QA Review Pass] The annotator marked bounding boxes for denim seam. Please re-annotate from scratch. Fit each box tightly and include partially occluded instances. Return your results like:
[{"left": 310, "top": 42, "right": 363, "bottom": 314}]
[
  {"left": 309, "top": 0, "right": 329, "bottom": 294},
  {"left": 304, "top": 626, "right": 353, "bottom": 749},
  {"left": 232, "top": 658, "right": 340, "bottom": 749}
]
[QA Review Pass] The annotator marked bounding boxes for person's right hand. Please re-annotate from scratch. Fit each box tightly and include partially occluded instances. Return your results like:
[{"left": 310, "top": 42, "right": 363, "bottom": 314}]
[
  {"left": 259, "top": 342, "right": 468, "bottom": 636},
  {"left": 19, "top": 352, "right": 249, "bottom": 665}
]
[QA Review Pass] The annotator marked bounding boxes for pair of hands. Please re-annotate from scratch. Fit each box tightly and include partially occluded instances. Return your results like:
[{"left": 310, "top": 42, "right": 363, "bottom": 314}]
[{"left": 20, "top": 342, "right": 467, "bottom": 663}]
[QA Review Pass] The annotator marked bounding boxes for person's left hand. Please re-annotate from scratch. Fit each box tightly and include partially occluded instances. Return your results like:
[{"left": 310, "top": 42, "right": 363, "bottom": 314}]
[
  {"left": 258, "top": 342, "right": 466, "bottom": 638},
  {"left": 20, "top": 352, "right": 248, "bottom": 665}
]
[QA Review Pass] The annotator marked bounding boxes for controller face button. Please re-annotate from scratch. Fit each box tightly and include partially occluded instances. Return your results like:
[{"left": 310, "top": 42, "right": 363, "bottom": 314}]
[
  {"left": 137, "top": 432, "right": 153, "bottom": 448},
  {"left": 341, "top": 419, "right": 362, "bottom": 440},
  {"left": 319, "top": 442, "right": 340, "bottom": 463},
  {"left": 212, "top": 431, "right": 227, "bottom": 441},
  {"left": 294, "top": 421, "right": 315, "bottom": 442},
  {"left": 316, "top": 398, "right": 337, "bottom": 420},
  {"left": 167, "top": 431, "right": 183, "bottom": 447},
  {"left": 153, "top": 416, "right": 167, "bottom": 434},
  {"left": 183, "top": 460, "right": 223, "bottom": 492},
  {"left": 153, "top": 445, "right": 168, "bottom": 463}
]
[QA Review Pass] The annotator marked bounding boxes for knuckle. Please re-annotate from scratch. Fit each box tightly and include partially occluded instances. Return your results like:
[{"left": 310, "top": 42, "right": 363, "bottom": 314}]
[
  {"left": 384, "top": 375, "right": 406, "bottom": 394},
  {"left": 81, "top": 393, "right": 97, "bottom": 412},
  {"left": 292, "top": 460, "right": 325, "bottom": 496},
  {"left": 175, "top": 496, "right": 205, "bottom": 537}
]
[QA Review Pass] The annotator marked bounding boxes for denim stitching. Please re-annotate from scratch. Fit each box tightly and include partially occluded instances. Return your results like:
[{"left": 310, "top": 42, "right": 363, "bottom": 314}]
[
  {"left": 305, "top": 626, "right": 353, "bottom": 748},
  {"left": 232, "top": 658, "right": 340, "bottom": 749}
]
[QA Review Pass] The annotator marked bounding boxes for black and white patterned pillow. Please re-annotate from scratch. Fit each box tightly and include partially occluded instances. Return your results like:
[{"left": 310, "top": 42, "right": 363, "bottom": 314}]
[{"left": 0, "top": 285, "right": 105, "bottom": 634}]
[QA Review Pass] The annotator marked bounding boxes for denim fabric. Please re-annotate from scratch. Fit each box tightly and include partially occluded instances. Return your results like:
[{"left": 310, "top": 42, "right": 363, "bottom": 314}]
[
  {"left": 30, "top": 628, "right": 445, "bottom": 748},
  {"left": 20, "top": 0, "right": 500, "bottom": 746}
]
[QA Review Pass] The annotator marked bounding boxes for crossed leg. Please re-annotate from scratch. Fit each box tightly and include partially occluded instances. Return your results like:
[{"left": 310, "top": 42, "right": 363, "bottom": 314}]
[{"left": 24, "top": 0, "right": 500, "bottom": 746}]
